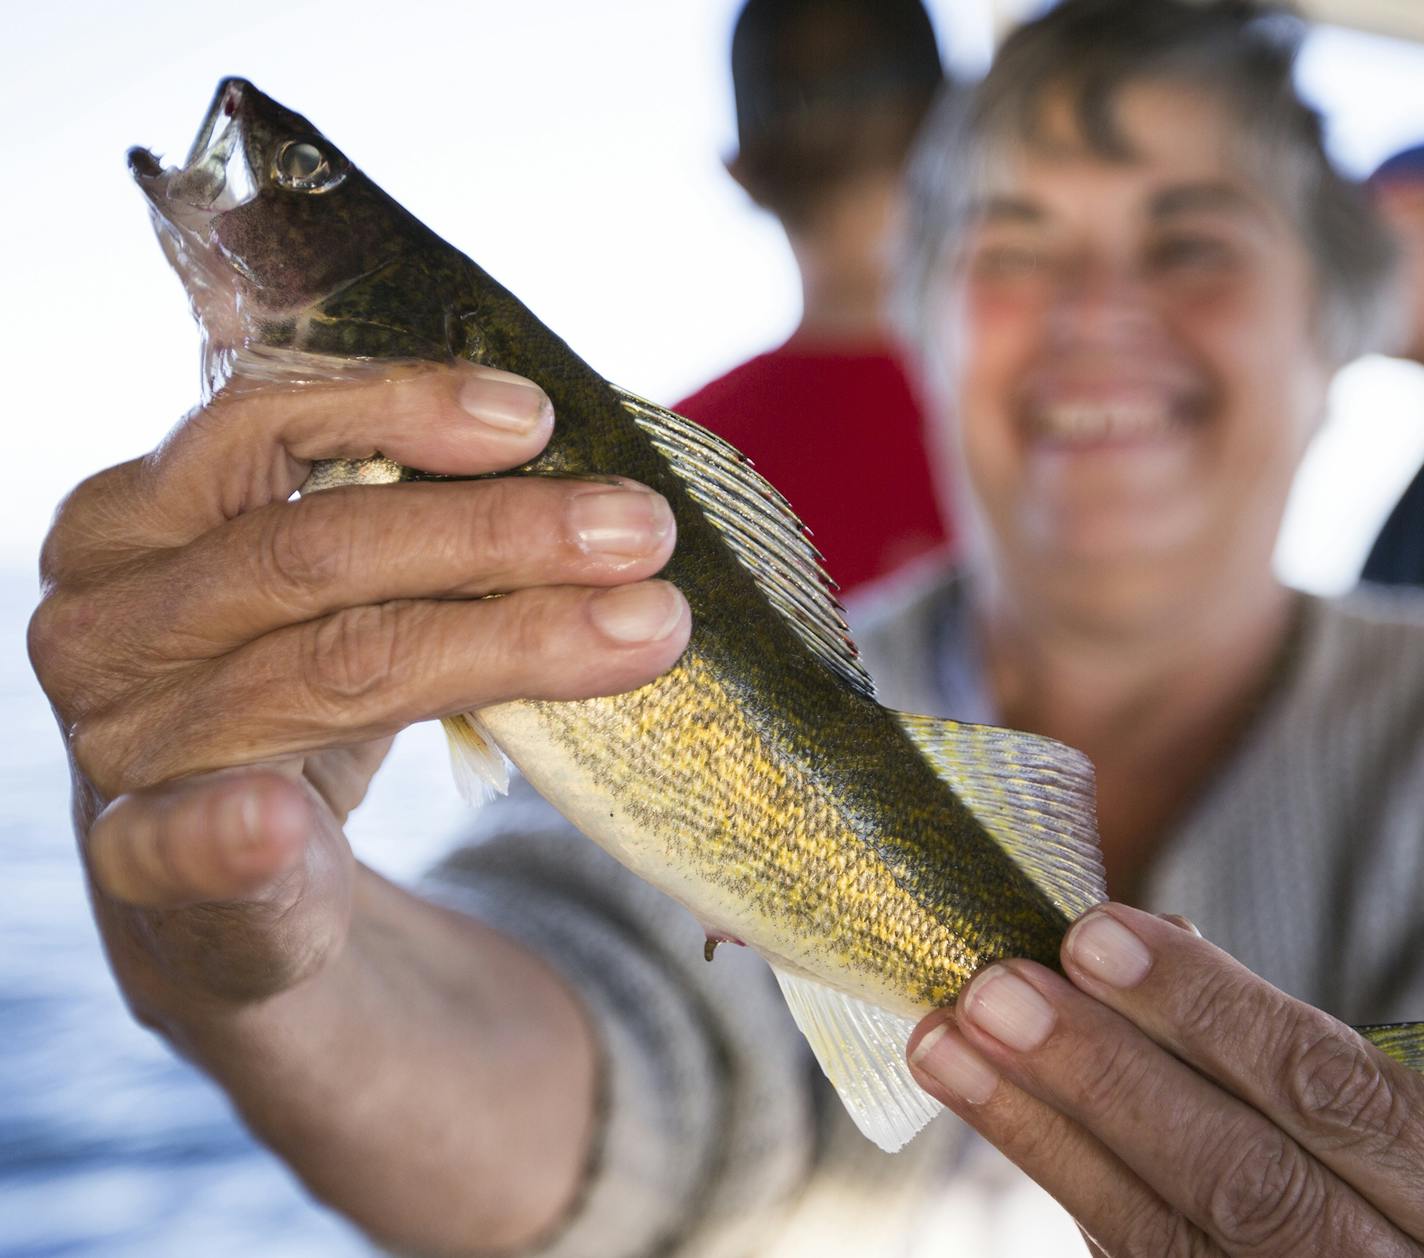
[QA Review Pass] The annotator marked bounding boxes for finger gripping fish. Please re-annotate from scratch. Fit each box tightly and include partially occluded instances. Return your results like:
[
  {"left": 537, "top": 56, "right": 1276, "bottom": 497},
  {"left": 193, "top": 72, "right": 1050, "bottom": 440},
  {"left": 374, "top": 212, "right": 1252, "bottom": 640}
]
[{"left": 129, "top": 79, "right": 1424, "bottom": 1150}]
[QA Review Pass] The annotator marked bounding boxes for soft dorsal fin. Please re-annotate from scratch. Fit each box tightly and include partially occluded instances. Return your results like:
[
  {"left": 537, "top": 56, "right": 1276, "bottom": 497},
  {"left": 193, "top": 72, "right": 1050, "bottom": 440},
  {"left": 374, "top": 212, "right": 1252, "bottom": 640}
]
[
  {"left": 616, "top": 387, "right": 875, "bottom": 699},
  {"left": 894, "top": 713, "right": 1106, "bottom": 919},
  {"left": 772, "top": 966, "right": 942, "bottom": 1152}
]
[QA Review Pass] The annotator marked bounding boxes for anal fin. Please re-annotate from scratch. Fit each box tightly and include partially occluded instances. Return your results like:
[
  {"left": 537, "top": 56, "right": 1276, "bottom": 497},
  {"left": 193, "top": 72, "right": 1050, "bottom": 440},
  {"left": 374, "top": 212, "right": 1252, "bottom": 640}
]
[
  {"left": 1356, "top": 1021, "right": 1424, "bottom": 1072},
  {"left": 773, "top": 967, "right": 941, "bottom": 1153}
]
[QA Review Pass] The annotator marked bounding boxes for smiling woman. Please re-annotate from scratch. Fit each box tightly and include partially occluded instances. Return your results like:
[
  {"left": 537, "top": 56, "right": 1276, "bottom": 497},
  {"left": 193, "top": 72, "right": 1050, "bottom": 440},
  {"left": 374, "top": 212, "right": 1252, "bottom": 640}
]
[{"left": 892, "top": 2, "right": 1403, "bottom": 896}]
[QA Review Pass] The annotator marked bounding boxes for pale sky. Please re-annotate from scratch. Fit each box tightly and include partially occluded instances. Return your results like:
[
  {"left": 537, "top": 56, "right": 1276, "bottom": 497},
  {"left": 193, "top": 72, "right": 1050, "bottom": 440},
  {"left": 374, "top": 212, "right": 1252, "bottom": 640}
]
[{"left": 4, "top": 1, "right": 1424, "bottom": 591}]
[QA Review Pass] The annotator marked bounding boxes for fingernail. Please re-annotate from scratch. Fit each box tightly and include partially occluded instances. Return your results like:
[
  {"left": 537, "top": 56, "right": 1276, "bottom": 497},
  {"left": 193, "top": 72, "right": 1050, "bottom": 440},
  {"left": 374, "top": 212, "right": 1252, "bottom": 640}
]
[
  {"left": 570, "top": 487, "right": 673, "bottom": 559},
  {"left": 1159, "top": 913, "right": 1202, "bottom": 938},
  {"left": 1067, "top": 911, "right": 1154, "bottom": 988},
  {"left": 458, "top": 370, "right": 552, "bottom": 434},
  {"left": 961, "top": 966, "right": 1055, "bottom": 1052},
  {"left": 910, "top": 1021, "right": 999, "bottom": 1104},
  {"left": 589, "top": 582, "right": 684, "bottom": 644}
]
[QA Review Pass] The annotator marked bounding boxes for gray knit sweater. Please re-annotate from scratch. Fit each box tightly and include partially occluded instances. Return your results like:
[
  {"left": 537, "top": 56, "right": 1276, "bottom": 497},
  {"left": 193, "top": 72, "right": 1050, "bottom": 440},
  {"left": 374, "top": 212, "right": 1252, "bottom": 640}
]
[{"left": 419, "top": 576, "right": 1424, "bottom": 1258}]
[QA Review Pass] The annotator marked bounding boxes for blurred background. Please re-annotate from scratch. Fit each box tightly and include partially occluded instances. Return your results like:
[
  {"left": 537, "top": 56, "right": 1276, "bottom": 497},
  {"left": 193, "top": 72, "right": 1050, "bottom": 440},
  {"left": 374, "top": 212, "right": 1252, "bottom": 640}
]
[{"left": 5, "top": 1, "right": 1424, "bottom": 1253}]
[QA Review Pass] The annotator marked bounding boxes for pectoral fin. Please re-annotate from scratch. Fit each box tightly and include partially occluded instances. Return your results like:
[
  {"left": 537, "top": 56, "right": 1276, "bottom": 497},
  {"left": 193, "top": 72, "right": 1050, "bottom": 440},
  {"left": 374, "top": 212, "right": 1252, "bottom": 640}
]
[
  {"left": 442, "top": 712, "right": 510, "bottom": 805},
  {"left": 772, "top": 966, "right": 941, "bottom": 1153},
  {"left": 1357, "top": 1021, "right": 1424, "bottom": 1072},
  {"left": 894, "top": 712, "right": 1107, "bottom": 919}
]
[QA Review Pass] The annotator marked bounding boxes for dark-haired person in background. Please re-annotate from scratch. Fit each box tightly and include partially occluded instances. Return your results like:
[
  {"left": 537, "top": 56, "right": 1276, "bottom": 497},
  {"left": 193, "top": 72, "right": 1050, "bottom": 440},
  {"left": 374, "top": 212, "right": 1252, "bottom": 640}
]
[
  {"left": 1361, "top": 143, "right": 1424, "bottom": 585},
  {"left": 676, "top": 0, "right": 951, "bottom": 597}
]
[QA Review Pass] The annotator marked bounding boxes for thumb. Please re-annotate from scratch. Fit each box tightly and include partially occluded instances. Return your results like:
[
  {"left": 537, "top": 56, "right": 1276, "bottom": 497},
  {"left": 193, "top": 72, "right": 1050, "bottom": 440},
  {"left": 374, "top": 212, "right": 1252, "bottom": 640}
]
[{"left": 87, "top": 769, "right": 310, "bottom": 909}]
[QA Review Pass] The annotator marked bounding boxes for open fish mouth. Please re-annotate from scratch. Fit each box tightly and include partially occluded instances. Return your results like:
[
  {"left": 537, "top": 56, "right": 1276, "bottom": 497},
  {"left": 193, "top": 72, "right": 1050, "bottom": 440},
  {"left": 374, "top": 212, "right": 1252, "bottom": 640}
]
[
  {"left": 128, "top": 78, "right": 258, "bottom": 227},
  {"left": 129, "top": 79, "right": 270, "bottom": 399}
]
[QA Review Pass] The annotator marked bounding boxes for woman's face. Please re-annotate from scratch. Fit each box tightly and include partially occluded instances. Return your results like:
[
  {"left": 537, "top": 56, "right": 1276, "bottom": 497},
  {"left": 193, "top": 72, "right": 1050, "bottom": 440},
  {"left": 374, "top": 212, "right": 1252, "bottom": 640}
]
[{"left": 932, "top": 81, "right": 1330, "bottom": 603}]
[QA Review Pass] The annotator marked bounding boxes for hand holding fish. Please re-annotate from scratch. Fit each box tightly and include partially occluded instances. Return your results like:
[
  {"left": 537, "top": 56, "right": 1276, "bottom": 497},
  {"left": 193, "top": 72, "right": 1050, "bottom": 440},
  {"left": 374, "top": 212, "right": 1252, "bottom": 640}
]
[
  {"left": 26, "top": 364, "right": 688, "bottom": 1249},
  {"left": 909, "top": 903, "right": 1424, "bottom": 1256}
]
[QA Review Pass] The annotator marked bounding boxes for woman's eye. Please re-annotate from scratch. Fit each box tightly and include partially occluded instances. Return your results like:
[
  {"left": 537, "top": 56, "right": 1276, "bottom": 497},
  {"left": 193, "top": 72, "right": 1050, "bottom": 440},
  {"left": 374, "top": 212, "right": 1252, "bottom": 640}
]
[
  {"left": 1148, "top": 235, "right": 1234, "bottom": 274},
  {"left": 972, "top": 245, "right": 1046, "bottom": 280}
]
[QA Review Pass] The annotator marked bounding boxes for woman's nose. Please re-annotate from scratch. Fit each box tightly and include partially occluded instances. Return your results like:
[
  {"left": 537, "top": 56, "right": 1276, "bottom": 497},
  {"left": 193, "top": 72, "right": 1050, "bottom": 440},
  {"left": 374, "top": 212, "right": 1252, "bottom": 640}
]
[{"left": 1047, "top": 258, "right": 1157, "bottom": 349}]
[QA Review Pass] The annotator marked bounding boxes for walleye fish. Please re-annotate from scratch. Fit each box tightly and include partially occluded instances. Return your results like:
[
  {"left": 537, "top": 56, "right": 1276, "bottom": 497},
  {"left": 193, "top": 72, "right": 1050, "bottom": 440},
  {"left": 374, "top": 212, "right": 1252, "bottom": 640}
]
[{"left": 130, "top": 79, "right": 1424, "bottom": 1150}]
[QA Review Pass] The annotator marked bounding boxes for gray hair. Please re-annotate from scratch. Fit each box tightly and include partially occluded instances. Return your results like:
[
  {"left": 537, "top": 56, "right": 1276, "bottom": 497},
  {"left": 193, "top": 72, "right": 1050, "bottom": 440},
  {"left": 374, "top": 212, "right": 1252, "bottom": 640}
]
[{"left": 895, "top": 0, "right": 1401, "bottom": 369}]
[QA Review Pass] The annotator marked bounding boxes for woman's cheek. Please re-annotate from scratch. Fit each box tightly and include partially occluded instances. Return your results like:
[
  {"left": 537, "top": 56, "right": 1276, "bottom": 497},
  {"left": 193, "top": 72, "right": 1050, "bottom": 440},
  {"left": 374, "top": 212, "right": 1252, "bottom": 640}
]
[
  {"left": 958, "top": 284, "right": 1045, "bottom": 397},
  {"left": 965, "top": 279, "right": 1052, "bottom": 335}
]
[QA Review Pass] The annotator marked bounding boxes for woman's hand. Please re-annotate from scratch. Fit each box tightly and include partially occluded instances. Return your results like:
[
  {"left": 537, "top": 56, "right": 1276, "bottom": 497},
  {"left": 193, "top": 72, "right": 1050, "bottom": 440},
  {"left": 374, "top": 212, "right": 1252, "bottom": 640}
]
[
  {"left": 27, "top": 359, "right": 687, "bottom": 1021},
  {"left": 907, "top": 902, "right": 1424, "bottom": 1257}
]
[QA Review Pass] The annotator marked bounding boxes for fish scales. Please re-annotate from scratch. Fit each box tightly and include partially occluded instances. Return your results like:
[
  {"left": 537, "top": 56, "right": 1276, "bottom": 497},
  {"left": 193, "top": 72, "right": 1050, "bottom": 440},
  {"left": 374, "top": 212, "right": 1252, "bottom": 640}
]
[{"left": 488, "top": 659, "right": 1056, "bottom": 1008}]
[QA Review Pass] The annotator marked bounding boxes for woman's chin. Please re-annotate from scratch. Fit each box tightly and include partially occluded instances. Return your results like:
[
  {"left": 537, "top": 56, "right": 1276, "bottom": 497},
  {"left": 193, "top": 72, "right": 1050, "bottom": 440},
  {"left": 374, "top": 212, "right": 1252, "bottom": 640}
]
[{"left": 1022, "top": 509, "right": 1208, "bottom": 570}]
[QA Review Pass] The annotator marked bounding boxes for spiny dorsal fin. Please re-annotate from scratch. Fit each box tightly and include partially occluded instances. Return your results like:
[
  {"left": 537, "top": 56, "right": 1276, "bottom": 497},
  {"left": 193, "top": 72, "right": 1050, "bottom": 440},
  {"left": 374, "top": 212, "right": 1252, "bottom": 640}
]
[
  {"left": 616, "top": 386, "right": 875, "bottom": 699},
  {"left": 772, "top": 966, "right": 941, "bottom": 1152},
  {"left": 894, "top": 713, "right": 1106, "bottom": 919}
]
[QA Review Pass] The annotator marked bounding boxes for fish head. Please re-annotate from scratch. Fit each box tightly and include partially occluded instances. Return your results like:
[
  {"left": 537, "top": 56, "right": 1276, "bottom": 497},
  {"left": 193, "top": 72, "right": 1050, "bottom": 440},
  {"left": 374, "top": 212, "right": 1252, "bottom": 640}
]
[{"left": 130, "top": 77, "right": 430, "bottom": 393}]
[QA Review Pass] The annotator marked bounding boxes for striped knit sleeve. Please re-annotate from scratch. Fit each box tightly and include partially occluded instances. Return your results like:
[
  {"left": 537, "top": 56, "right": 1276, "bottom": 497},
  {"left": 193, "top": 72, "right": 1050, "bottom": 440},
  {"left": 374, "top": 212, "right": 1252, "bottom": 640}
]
[{"left": 413, "top": 779, "right": 817, "bottom": 1258}]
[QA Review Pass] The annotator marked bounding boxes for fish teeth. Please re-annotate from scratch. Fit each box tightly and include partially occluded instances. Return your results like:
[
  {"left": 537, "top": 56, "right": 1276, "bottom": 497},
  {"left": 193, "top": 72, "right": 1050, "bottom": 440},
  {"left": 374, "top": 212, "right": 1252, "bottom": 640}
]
[{"left": 1034, "top": 401, "right": 1174, "bottom": 441}]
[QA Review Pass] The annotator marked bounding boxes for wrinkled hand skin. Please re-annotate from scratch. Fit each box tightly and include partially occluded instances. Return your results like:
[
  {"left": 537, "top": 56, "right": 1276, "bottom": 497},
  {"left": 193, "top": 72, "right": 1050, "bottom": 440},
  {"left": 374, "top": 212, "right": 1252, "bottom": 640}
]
[
  {"left": 908, "top": 903, "right": 1424, "bottom": 1257},
  {"left": 26, "top": 361, "right": 686, "bottom": 1105}
]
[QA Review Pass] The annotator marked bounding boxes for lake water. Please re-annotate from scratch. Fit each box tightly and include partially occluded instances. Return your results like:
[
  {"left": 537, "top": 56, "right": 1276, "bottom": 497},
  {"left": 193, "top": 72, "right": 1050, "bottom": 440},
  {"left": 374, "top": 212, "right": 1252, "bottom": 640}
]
[{"left": 0, "top": 565, "right": 476, "bottom": 1257}]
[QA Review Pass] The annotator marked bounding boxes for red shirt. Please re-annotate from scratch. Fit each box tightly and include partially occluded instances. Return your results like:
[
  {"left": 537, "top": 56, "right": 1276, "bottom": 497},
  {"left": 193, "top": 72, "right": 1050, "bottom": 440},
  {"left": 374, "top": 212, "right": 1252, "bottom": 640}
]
[{"left": 674, "top": 341, "right": 951, "bottom": 595}]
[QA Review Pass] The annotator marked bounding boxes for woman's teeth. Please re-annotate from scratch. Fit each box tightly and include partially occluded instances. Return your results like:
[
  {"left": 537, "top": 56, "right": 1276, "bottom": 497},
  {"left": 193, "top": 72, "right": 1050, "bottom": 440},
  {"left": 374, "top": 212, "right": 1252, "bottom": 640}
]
[{"left": 1032, "top": 402, "right": 1177, "bottom": 441}]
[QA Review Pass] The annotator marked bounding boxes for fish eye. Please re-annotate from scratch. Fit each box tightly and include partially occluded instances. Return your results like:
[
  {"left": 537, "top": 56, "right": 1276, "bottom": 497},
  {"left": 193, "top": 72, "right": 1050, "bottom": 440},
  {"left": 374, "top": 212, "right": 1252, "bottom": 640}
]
[{"left": 273, "top": 139, "right": 341, "bottom": 192}]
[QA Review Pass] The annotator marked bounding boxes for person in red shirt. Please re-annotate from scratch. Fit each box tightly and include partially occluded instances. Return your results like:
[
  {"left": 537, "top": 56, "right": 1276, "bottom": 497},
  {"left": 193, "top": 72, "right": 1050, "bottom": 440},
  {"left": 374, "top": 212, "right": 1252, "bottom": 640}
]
[{"left": 675, "top": 0, "right": 951, "bottom": 597}]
